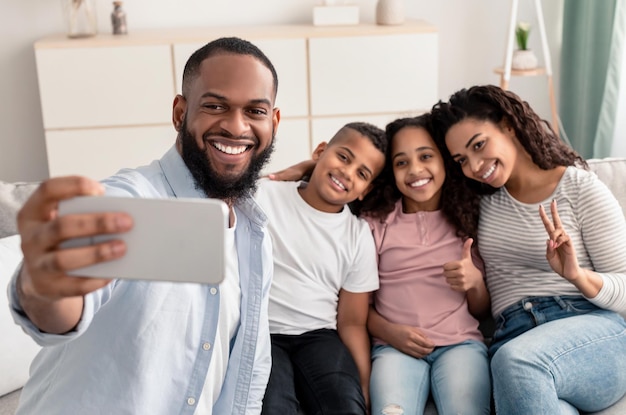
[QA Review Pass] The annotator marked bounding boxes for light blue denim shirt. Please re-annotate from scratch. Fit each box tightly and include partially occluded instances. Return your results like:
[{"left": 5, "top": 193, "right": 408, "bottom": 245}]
[{"left": 8, "top": 146, "right": 273, "bottom": 415}]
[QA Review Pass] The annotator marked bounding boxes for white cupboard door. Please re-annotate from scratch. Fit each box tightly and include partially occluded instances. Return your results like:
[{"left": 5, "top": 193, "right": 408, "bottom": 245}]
[
  {"left": 309, "top": 33, "right": 438, "bottom": 116},
  {"left": 45, "top": 126, "right": 174, "bottom": 180},
  {"left": 263, "top": 118, "right": 310, "bottom": 174},
  {"left": 35, "top": 45, "right": 174, "bottom": 129},
  {"left": 172, "top": 38, "right": 309, "bottom": 118}
]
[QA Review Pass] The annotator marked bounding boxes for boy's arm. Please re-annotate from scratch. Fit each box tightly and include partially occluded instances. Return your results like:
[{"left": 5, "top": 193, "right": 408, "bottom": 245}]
[{"left": 337, "top": 289, "right": 371, "bottom": 411}]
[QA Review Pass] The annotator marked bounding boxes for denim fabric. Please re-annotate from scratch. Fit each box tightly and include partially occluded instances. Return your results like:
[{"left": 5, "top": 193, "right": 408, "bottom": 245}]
[
  {"left": 490, "top": 296, "right": 626, "bottom": 414},
  {"left": 370, "top": 340, "right": 490, "bottom": 415},
  {"left": 261, "top": 328, "right": 365, "bottom": 415}
]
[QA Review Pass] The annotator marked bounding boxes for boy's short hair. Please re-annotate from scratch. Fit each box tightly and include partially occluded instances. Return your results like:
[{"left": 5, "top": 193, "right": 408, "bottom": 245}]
[{"left": 330, "top": 122, "right": 387, "bottom": 155}]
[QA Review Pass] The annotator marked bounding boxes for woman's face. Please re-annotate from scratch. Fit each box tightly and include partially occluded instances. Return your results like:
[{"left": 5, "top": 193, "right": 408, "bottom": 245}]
[
  {"left": 391, "top": 126, "right": 444, "bottom": 212},
  {"left": 444, "top": 118, "right": 518, "bottom": 188}
]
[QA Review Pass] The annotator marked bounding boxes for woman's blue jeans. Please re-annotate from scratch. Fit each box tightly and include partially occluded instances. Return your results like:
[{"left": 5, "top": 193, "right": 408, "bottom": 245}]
[
  {"left": 489, "top": 296, "right": 626, "bottom": 414},
  {"left": 370, "top": 340, "right": 491, "bottom": 415},
  {"left": 261, "top": 328, "right": 365, "bottom": 415}
]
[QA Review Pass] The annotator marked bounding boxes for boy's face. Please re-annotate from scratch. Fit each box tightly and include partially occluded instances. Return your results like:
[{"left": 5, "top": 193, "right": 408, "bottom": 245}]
[{"left": 304, "top": 128, "right": 385, "bottom": 213}]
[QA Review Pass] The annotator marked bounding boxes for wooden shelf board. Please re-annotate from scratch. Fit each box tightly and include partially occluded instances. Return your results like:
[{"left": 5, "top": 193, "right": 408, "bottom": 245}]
[{"left": 493, "top": 67, "right": 546, "bottom": 77}]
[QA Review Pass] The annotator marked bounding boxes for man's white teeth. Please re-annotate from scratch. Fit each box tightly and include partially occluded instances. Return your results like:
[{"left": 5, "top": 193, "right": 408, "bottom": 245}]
[
  {"left": 213, "top": 142, "right": 247, "bottom": 155},
  {"left": 410, "top": 178, "right": 430, "bottom": 187},
  {"left": 331, "top": 176, "right": 346, "bottom": 190},
  {"left": 482, "top": 164, "right": 496, "bottom": 179}
]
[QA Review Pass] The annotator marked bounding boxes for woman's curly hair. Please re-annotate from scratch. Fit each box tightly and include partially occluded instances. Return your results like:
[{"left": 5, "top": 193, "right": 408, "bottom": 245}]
[
  {"left": 351, "top": 114, "right": 479, "bottom": 240},
  {"left": 429, "top": 85, "right": 587, "bottom": 237}
]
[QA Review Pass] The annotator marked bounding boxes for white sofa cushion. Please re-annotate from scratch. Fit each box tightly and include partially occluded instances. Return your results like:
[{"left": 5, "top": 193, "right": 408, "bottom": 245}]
[
  {"left": 588, "top": 157, "right": 626, "bottom": 217},
  {"left": 0, "top": 235, "right": 40, "bottom": 396},
  {"left": 0, "top": 181, "right": 39, "bottom": 239}
]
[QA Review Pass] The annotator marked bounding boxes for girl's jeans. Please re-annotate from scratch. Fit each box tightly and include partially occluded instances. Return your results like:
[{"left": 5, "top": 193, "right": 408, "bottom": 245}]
[
  {"left": 490, "top": 295, "right": 626, "bottom": 414},
  {"left": 370, "top": 340, "right": 490, "bottom": 415}
]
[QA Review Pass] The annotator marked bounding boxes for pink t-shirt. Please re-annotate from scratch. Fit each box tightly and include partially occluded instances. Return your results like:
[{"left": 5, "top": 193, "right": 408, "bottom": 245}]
[{"left": 365, "top": 200, "right": 484, "bottom": 346}]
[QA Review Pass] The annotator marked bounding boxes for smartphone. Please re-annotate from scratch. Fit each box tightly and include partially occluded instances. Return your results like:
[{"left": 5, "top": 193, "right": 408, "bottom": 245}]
[{"left": 59, "top": 196, "right": 229, "bottom": 284}]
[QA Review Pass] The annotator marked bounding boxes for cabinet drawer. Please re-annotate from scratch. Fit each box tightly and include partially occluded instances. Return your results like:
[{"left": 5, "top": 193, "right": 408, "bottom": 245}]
[
  {"left": 35, "top": 45, "right": 174, "bottom": 129},
  {"left": 45, "top": 125, "right": 174, "bottom": 180},
  {"left": 309, "top": 33, "right": 438, "bottom": 116}
]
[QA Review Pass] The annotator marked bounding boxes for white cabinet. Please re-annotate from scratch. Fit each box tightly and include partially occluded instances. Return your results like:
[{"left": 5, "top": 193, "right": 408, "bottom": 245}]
[
  {"left": 34, "top": 22, "right": 438, "bottom": 179},
  {"left": 309, "top": 33, "right": 438, "bottom": 116},
  {"left": 36, "top": 45, "right": 173, "bottom": 129},
  {"left": 45, "top": 126, "right": 174, "bottom": 179}
]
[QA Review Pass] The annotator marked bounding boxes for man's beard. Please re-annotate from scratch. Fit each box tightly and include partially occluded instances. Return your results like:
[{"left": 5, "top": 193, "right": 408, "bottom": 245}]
[{"left": 180, "top": 119, "right": 274, "bottom": 204}]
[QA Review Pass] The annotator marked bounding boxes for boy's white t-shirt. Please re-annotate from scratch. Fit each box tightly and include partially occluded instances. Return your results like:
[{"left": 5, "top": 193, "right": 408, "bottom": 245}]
[
  {"left": 195, "top": 222, "right": 241, "bottom": 415},
  {"left": 255, "top": 179, "right": 379, "bottom": 335}
]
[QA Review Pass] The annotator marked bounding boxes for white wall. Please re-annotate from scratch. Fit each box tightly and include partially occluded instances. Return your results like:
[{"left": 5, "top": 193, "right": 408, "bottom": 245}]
[{"left": 0, "top": 0, "right": 563, "bottom": 182}]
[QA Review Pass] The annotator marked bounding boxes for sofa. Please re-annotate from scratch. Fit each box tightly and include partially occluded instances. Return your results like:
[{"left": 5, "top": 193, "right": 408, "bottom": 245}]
[{"left": 1, "top": 158, "right": 625, "bottom": 415}]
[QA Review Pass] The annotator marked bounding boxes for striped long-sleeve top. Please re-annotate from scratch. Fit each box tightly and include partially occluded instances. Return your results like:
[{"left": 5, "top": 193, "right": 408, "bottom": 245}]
[{"left": 478, "top": 166, "right": 626, "bottom": 318}]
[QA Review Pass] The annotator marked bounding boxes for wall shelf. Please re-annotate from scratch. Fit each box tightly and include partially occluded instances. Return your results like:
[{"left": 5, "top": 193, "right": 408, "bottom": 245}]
[{"left": 497, "top": 0, "right": 558, "bottom": 136}]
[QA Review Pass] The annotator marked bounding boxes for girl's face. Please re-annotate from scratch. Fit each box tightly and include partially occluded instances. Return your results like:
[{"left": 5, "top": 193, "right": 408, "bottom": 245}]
[
  {"left": 445, "top": 118, "right": 518, "bottom": 188},
  {"left": 391, "top": 126, "right": 444, "bottom": 213}
]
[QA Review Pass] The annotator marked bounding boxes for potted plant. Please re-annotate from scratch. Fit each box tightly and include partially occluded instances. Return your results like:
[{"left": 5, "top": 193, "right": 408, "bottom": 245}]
[{"left": 512, "top": 21, "right": 538, "bottom": 70}]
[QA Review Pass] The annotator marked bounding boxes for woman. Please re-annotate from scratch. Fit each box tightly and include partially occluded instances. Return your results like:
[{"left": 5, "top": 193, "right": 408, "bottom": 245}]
[{"left": 430, "top": 85, "right": 626, "bottom": 414}]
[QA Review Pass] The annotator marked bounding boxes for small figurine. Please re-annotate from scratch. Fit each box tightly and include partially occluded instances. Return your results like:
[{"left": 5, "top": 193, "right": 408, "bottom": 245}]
[{"left": 111, "top": 1, "right": 127, "bottom": 35}]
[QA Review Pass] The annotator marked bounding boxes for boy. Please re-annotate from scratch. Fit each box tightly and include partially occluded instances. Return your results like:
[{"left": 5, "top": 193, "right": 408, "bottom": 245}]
[{"left": 256, "top": 122, "right": 386, "bottom": 415}]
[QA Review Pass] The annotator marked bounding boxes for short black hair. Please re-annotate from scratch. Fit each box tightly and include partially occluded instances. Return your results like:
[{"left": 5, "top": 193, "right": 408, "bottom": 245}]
[
  {"left": 330, "top": 122, "right": 387, "bottom": 155},
  {"left": 181, "top": 37, "right": 278, "bottom": 99}
]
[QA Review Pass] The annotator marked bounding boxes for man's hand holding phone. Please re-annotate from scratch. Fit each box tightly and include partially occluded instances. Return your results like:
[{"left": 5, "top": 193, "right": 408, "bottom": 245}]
[{"left": 16, "top": 176, "right": 132, "bottom": 334}]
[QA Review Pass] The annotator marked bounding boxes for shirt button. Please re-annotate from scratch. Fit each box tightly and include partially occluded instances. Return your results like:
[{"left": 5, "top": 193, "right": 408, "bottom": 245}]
[
  {"left": 210, "top": 287, "right": 218, "bottom": 295},
  {"left": 187, "top": 397, "right": 196, "bottom": 406},
  {"left": 523, "top": 302, "right": 533, "bottom": 310},
  {"left": 202, "top": 342, "right": 211, "bottom": 351}
]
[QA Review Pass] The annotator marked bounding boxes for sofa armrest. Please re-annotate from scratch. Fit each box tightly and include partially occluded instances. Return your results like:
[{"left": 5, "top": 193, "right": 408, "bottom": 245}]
[{"left": 0, "top": 181, "right": 39, "bottom": 239}]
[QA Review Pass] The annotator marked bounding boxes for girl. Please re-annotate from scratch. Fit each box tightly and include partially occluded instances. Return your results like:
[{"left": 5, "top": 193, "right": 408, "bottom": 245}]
[
  {"left": 354, "top": 115, "right": 491, "bottom": 415},
  {"left": 430, "top": 85, "right": 626, "bottom": 414}
]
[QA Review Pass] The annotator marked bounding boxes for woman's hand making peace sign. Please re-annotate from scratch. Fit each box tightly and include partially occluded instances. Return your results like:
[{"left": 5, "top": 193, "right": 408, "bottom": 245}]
[
  {"left": 539, "top": 199, "right": 582, "bottom": 282},
  {"left": 539, "top": 199, "right": 604, "bottom": 299}
]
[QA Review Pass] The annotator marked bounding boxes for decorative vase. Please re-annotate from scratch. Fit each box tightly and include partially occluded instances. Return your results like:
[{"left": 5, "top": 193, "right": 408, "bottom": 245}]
[
  {"left": 376, "top": 0, "right": 405, "bottom": 26},
  {"left": 62, "top": 0, "right": 97, "bottom": 38},
  {"left": 511, "top": 49, "right": 538, "bottom": 70},
  {"left": 111, "top": 1, "right": 128, "bottom": 35}
]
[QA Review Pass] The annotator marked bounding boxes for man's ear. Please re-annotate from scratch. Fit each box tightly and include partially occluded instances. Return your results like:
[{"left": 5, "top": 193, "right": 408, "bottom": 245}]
[
  {"left": 172, "top": 94, "right": 187, "bottom": 132},
  {"left": 312, "top": 141, "right": 328, "bottom": 161},
  {"left": 272, "top": 107, "right": 281, "bottom": 137}
]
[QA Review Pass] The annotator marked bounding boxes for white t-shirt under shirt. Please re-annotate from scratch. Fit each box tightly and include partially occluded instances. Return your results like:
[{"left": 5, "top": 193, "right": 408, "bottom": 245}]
[
  {"left": 195, "top": 221, "right": 241, "bottom": 414},
  {"left": 255, "top": 179, "right": 380, "bottom": 335}
]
